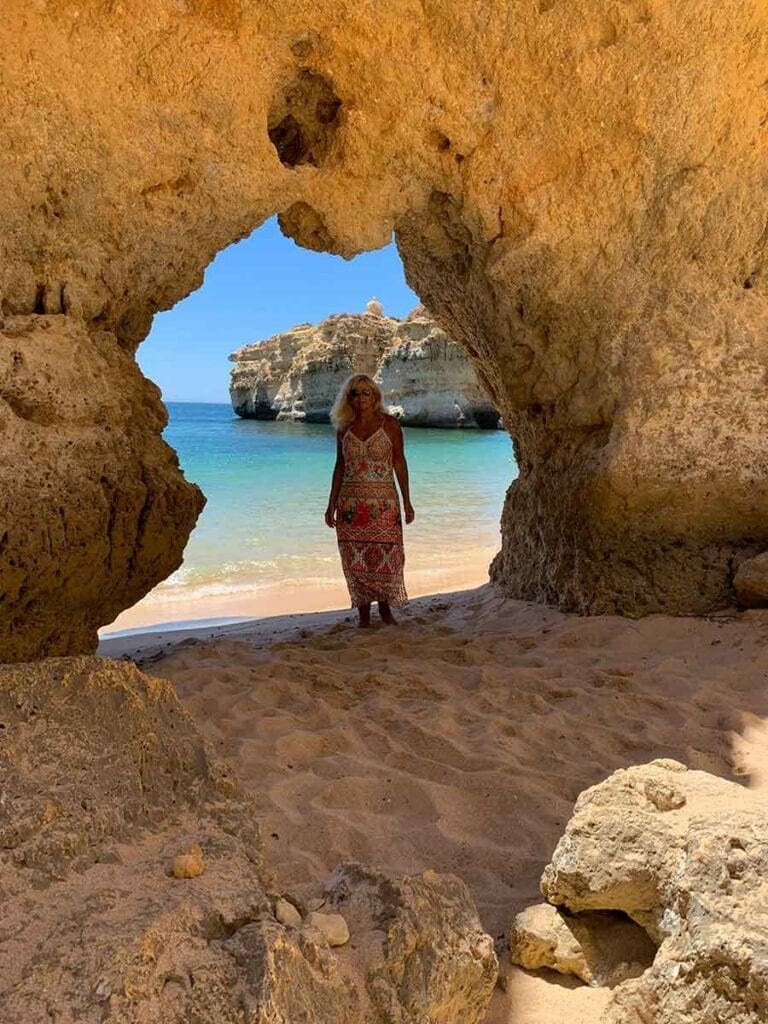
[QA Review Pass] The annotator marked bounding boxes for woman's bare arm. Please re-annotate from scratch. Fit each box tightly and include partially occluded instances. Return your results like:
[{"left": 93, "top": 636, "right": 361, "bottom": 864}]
[
  {"left": 389, "top": 418, "right": 415, "bottom": 523},
  {"left": 325, "top": 430, "right": 345, "bottom": 527}
]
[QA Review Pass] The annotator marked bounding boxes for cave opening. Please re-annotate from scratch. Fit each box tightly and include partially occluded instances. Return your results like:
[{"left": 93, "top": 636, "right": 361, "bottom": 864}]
[{"left": 100, "top": 217, "right": 516, "bottom": 638}]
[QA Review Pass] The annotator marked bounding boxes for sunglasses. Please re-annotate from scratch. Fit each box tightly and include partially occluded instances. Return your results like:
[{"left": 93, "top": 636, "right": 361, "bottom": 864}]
[{"left": 350, "top": 388, "right": 373, "bottom": 397}]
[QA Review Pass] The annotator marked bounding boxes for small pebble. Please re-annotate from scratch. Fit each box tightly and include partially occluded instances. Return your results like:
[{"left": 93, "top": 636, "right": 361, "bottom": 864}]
[
  {"left": 275, "top": 897, "right": 302, "bottom": 928},
  {"left": 172, "top": 843, "right": 205, "bottom": 879},
  {"left": 308, "top": 911, "right": 350, "bottom": 947}
]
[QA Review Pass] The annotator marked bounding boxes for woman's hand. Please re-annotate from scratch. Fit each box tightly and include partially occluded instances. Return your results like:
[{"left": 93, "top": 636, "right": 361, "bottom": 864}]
[
  {"left": 325, "top": 505, "right": 336, "bottom": 528},
  {"left": 404, "top": 502, "right": 415, "bottom": 524}
]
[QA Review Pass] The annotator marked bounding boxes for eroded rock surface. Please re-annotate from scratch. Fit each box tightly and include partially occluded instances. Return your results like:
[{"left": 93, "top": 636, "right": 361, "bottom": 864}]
[
  {"left": 534, "top": 760, "right": 768, "bottom": 1023},
  {"left": 0, "top": 316, "right": 204, "bottom": 662},
  {"left": 3, "top": 2, "right": 768, "bottom": 653},
  {"left": 325, "top": 862, "right": 498, "bottom": 1024},
  {"left": 510, "top": 903, "right": 655, "bottom": 988},
  {"left": 0, "top": 657, "right": 495, "bottom": 1024},
  {"left": 229, "top": 306, "right": 499, "bottom": 428}
]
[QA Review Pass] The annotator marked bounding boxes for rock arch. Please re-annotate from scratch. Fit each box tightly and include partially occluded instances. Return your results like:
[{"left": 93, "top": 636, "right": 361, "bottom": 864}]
[{"left": 2, "top": 1, "right": 768, "bottom": 659}]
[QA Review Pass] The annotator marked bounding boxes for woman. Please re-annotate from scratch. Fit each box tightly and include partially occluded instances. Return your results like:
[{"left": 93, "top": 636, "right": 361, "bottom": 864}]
[{"left": 325, "top": 374, "right": 415, "bottom": 627}]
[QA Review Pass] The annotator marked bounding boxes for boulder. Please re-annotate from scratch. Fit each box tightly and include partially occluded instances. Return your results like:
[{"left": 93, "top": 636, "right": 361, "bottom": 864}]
[
  {"left": 275, "top": 896, "right": 303, "bottom": 928},
  {"left": 172, "top": 843, "right": 206, "bottom": 879},
  {"left": 307, "top": 910, "right": 351, "bottom": 947},
  {"left": 510, "top": 903, "right": 655, "bottom": 987},
  {"left": 537, "top": 760, "right": 768, "bottom": 1023},
  {"left": 325, "top": 862, "right": 498, "bottom": 1024}
]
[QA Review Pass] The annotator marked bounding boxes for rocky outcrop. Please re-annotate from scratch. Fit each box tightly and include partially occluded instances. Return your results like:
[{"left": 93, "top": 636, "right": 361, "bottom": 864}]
[
  {"left": 325, "top": 862, "right": 498, "bottom": 1024},
  {"left": 229, "top": 306, "right": 499, "bottom": 428},
  {"left": 0, "top": 657, "right": 496, "bottom": 1024},
  {"left": 0, "top": 315, "right": 204, "bottom": 662},
  {"left": 229, "top": 308, "right": 391, "bottom": 423},
  {"left": 2, "top": 3, "right": 768, "bottom": 653},
  {"left": 0, "top": 655, "right": 272, "bottom": 1023},
  {"left": 511, "top": 760, "right": 768, "bottom": 1023}
]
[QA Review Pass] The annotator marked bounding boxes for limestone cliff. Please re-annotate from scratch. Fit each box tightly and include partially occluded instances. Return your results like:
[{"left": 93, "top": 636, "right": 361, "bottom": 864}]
[
  {"left": 229, "top": 306, "right": 499, "bottom": 428},
  {"left": 2, "top": 1, "right": 768, "bottom": 656}
]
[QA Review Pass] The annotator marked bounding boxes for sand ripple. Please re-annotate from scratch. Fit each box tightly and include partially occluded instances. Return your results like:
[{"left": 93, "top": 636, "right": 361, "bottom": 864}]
[{"left": 143, "top": 586, "right": 768, "bottom": 1023}]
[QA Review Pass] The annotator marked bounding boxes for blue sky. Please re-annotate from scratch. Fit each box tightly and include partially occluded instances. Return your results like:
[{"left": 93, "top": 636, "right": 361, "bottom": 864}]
[{"left": 137, "top": 216, "right": 419, "bottom": 403}]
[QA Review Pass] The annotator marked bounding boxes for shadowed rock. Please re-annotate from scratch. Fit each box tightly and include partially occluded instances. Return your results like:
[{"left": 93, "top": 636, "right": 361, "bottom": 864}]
[
  {"left": 510, "top": 903, "right": 656, "bottom": 987},
  {"left": 0, "top": 657, "right": 496, "bottom": 1024}
]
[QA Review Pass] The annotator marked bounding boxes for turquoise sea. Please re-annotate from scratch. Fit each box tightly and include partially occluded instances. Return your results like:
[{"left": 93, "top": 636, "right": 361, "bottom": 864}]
[{"left": 106, "top": 403, "right": 517, "bottom": 630}]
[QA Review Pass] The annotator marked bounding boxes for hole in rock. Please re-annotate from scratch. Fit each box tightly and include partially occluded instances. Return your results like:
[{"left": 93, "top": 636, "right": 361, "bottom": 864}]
[
  {"left": 102, "top": 215, "right": 514, "bottom": 639},
  {"left": 268, "top": 69, "right": 342, "bottom": 168},
  {"left": 429, "top": 129, "right": 452, "bottom": 152}
]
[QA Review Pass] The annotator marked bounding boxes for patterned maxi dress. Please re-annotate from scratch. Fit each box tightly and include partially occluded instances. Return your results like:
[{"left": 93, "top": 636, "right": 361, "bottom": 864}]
[{"left": 336, "top": 424, "right": 408, "bottom": 608}]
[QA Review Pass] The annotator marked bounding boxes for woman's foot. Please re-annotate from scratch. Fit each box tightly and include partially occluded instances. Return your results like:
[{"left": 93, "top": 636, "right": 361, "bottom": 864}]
[
  {"left": 357, "top": 603, "right": 372, "bottom": 628},
  {"left": 378, "top": 601, "right": 397, "bottom": 625}
]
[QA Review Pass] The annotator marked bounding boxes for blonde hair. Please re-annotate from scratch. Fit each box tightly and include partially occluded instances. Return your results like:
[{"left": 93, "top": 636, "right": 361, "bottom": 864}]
[{"left": 330, "top": 374, "right": 386, "bottom": 430}]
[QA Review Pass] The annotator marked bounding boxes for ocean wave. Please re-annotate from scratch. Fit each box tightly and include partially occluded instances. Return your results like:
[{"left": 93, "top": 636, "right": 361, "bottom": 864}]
[
  {"left": 161, "top": 547, "right": 490, "bottom": 593},
  {"left": 162, "top": 555, "right": 337, "bottom": 589},
  {"left": 148, "top": 575, "right": 342, "bottom": 602}
]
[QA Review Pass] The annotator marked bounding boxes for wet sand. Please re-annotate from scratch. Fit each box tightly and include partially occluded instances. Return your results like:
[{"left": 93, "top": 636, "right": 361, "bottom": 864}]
[{"left": 100, "top": 553, "right": 495, "bottom": 635}]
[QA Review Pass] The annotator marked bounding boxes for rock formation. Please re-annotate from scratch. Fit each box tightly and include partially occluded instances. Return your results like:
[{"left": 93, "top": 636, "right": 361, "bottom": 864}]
[
  {"left": 511, "top": 760, "right": 768, "bottom": 1023},
  {"left": 509, "top": 903, "right": 655, "bottom": 988},
  {"left": 2, "top": 2, "right": 768, "bottom": 655},
  {"left": 229, "top": 306, "right": 499, "bottom": 428},
  {"left": 325, "top": 862, "right": 498, "bottom": 1023},
  {"left": 0, "top": 656, "right": 497, "bottom": 1023},
  {"left": 0, "top": 316, "right": 204, "bottom": 662}
]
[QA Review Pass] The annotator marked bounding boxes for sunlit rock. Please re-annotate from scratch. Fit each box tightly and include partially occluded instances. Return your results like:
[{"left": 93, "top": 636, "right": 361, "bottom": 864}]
[
  {"left": 2, "top": 2, "right": 768, "bottom": 651},
  {"left": 325, "top": 862, "right": 498, "bottom": 1024},
  {"left": 535, "top": 760, "right": 768, "bottom": 1023},
  {"left": 229, "top": 307, "right": 499, "bottom": 428},
  {"left": 734, "top": 551, "right": 768, "bottom": 607}
]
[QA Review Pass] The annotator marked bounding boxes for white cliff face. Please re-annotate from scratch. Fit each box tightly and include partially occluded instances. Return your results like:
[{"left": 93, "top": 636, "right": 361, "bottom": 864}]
[{"left": 229, "top": 308, "right": 499, "bottom": 428}]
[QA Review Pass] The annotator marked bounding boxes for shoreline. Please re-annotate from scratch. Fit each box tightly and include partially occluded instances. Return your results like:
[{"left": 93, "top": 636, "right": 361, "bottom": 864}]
[
  {"left": 97, "top": 584, "right": 491, "bottom": 662},
  {"left": 99, "top": 551, "right": 497, "bottom": 638}
]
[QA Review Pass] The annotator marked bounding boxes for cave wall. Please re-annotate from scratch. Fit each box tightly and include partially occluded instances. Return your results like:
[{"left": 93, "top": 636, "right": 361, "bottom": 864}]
[{"left": 2, "top": 0, "right": 768, "bottom": 657}]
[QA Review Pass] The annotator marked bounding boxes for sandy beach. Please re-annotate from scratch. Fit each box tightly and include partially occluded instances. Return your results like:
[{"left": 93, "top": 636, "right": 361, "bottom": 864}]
[
  {"left": 7, "top": 8, "right": 768, "bottom": 1021},
  {"left": 100, "top": 552, "right": 496, "bottom": 634},
  {"left": 100, "top": 583, "right": 768, "bottom": 1024}
]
